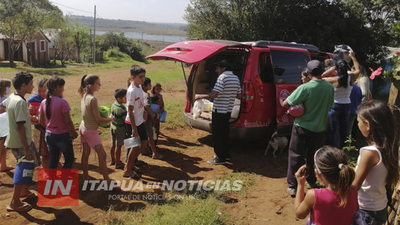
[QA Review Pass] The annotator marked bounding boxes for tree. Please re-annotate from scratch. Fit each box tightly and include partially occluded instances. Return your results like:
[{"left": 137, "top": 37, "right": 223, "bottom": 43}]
[
  {"left": 184, "top": 0, "right": 395, "bottom": 65},
  {"left": 52, "top": 27, "right": 74, "bottom": 66},
  {"left": 71, "top": 22, "right": 90, "bottom": 63},
  {"left": 97, "top": 32, "right": 146, "bottom": 62},
  {"left": 0, "top": 0, "right": 63, "bottom": 66}
]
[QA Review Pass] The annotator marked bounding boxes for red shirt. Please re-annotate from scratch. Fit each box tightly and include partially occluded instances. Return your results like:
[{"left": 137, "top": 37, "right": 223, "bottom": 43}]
[{"left": 311, "top": 187, "right": 358, "bottom": 225}]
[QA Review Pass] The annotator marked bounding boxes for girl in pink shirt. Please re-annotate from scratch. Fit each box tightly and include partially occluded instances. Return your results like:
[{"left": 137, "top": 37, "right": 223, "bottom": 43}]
[
  {"left": 295, "top": 146, "right": 358, "bottom": 225},
  {"left": 40, "top": 76, "right": 78, "bottom": 169}
]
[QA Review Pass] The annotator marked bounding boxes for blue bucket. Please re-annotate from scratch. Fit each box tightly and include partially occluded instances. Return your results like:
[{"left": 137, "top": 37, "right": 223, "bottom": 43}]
[
  {"left": 13, "top": 157, "right": 35, "bottom": 185},
  {"left": 150, "top": 104, "right": 160, "bottom": 114},
  {"left": 160, "top": 110, "right": 167, "bottom": 122}
]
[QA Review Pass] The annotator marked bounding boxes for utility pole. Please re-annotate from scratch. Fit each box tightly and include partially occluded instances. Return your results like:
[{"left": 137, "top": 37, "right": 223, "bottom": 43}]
[{"left": 93, "top": 5, "right": 96, "bottom": 64}]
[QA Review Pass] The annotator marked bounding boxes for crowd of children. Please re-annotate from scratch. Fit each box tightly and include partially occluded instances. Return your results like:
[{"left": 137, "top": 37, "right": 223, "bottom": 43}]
[
  {"left": 0, "top": 65, "right": 166, "bottom": 211},
  {"left": 0, "top": 59, "right": 398, "bottom": 225}
]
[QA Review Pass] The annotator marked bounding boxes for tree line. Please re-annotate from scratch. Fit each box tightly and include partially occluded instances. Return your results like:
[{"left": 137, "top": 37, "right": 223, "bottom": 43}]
[{"left": 184, "top": 0, "right": 400, "bottom": 66}]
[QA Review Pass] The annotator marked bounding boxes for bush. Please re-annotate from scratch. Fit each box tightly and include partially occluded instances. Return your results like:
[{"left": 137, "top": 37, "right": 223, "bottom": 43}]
[{"left": 104, "top": 48, "right": 133, "bottom": 62}]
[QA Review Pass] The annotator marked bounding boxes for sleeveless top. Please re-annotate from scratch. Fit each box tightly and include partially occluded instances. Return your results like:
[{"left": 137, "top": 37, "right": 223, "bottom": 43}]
[
  {"left": 81, "top": 94, "right": 98, "bottom": 130},
  {"left": 334, "top": 75, "right": 352, "bottom": 104},
  {"left": 356, "top": 145, "right": 388, "bottom": 211},
  {"left": 311, "top": 188, "right": 358, "bottom": 225}
]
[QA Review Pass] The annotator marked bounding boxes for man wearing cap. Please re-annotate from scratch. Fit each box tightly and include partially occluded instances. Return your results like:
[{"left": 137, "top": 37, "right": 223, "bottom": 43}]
[
  {"left": 283, "top": 60, "right": 334, "bottom": 196},
  {"left": 195, "top": 59, "right": 242, "bottom": 165}
]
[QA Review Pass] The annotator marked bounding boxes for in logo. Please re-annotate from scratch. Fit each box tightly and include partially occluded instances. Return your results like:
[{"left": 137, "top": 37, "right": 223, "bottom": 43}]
[{"left": 37, "top": 169, "right": 79, "bottom": 206}]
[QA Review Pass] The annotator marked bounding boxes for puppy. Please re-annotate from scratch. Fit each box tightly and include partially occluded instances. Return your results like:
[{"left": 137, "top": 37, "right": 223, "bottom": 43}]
[{"left": 265, "top": 131, "right": 289, "bottom": 157}]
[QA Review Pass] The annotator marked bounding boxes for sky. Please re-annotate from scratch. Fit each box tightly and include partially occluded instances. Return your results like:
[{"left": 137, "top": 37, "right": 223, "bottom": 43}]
[{"left": 49, "top": 0, "right": 191, "bottom": 24}]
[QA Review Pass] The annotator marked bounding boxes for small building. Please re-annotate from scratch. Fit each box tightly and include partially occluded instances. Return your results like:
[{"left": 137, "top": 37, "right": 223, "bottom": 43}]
[{"left": 0, "top": 30, "right": 51, "bottom": 66}]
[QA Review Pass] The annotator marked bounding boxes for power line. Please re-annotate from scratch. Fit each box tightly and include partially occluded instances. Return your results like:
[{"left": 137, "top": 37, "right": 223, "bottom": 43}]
[{"left": 50, "top": 1, "right": 93, "bottom": 15}]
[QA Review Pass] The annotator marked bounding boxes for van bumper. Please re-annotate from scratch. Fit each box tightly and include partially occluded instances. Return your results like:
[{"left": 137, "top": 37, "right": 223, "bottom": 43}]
[{"left": 183, "top": 112, "right": 274, "bottom": 141}]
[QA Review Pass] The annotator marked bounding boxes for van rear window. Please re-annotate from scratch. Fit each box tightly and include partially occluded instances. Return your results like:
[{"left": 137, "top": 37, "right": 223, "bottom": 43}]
[{"left": 270, "top": 50, "right": 310, "bottom": 84}]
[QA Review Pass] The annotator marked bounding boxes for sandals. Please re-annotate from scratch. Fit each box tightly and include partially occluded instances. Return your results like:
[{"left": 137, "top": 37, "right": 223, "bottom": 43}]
[
  {"left": 115, "top": 163, "right": 125, "bottom": 170},
  {"left": 123, "top": 170, "right": 142, "bottom": 180},
  {"left": 152, "top": 154, "right": 164, "bottom": 160},
  {"left": 135, "top": 160, "right": 148, "bottom": 167},
  {"left": 6, "top": 202, "right": 32, "bottom": 212},
  {"left": 20, "top": 192, "right": 37, "bottom": 199},
  {"left": 0, "top": 166, "right": 14, "bottom": 172}
]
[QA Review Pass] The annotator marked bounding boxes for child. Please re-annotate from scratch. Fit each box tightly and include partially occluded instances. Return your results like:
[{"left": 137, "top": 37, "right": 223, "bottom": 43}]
[
  {"left": 142, "top": 78, "right": 162, "bottom": 159},
  {"left": 2, "top": 72, "right": 38, "bottom": 212},
  {"left": 78, "top": 75, "right": 113, "bottom": 181},
  {"left": 151, "top": 83, "right": 166, "bottom": 140},
  {"left": 27, "top": 77, "right": 49, "bottom": 169},
  {"left": 295, "top": 146, "right": 357, "bottom": 225},
  {"left": 110, "top": 88, "right": 127, "bottom": 169},
  {"left": 352, "top": 100, "right": 399, "bottom": 225},
  {"left": 123, "top": 65, "right": 148, "bottom": 179},
  {"left": 301, "top": 69, "right": 310, "bottom": 84},
  {"left": 39, "top": 76, "right": 78, "bottom": 169},
  {"left": 0, "top": 79, "right": 14, "bottom": 174}
]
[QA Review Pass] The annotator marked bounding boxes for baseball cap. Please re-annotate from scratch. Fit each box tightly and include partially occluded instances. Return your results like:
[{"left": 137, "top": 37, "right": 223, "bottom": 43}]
[
  {"left": 306, "top": 60, "right": 324, "bottom": 75},
  {"left": 214, "top": 59, "right": 232, "bottom": 68}
]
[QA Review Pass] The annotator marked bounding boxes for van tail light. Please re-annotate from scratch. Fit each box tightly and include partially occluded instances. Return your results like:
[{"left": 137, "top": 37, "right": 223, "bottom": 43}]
[{"left": 242, "top": 80, "right": 254, "bottom": 113}]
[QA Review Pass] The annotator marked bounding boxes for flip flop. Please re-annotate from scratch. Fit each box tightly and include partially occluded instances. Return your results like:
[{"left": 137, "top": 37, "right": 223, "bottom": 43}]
[
  {"left": 0, "top": 166, "right": 14, "bottom": 172},
  {"left": 152, "top": 154, "right": 164, "bottom": 160},
  {"left": 135, "top": 160, "right": 147, "bottom": 167},
  {"left": 6, "top": 202, "right": 32, "bottom": 212},
  {"left": 115, "top": 163, "right": 125, "bottom": 170},
  {"left": 123, "top": 171, "right": 142, "bottom": 179},
  {"left": 20, "top": 192, "right": 37, "bottom": 199}
]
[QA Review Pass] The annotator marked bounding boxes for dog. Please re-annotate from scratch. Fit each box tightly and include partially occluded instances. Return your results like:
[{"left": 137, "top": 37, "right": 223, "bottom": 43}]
[{"left": 264, "top": 131, "right": 289, "bottom": 157}]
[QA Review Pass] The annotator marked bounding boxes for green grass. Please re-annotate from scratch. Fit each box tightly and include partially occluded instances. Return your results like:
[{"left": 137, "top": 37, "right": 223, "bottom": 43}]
[
  {"left": 163, "top": 98, "right": 188, "bottom": 130},
  {"left": 101, "top": 171, "right": 256, "bottom": 225},
  {"left": 103, "top": 196, "right": 225, "bottom": 225}
]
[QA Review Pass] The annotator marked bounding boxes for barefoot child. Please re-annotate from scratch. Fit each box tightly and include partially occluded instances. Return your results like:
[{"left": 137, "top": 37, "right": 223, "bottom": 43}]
[
  {"left": 123, "top": 65, "right": 148, "bottom": 179},
  {"left": 352, "top": 100, "right": 399, "bottom": 225},
  {"left": 295, "top": 146, "right": 357, "bottom": 225},
  {"left": 78, "top": 75, "right": 113, "bottom": 181},
  {"left": 109, "top": 88, "right": 127, "bottom": 169},
  {"left": 3, "top": 72, "right": 38, "bottom": 212},
  {"left": 0, "top": 79, "right": 14, "bottom": 174},
  {"left": 39, "top": 76, "right": 78, "bottom": 169}
]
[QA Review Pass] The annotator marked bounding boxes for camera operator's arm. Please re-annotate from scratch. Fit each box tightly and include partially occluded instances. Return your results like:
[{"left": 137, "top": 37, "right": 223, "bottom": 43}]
[{"left": 350, "top": 51, "right": 360, "bottom": 84}]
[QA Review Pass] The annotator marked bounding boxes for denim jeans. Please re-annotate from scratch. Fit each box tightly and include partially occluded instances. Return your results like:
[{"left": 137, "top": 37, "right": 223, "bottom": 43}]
[
  {"left": 326, "top": 103, "right": 350, "bottom": 148},
  {"left": 359, "top": 208, "right": 387, "bottom": 225},
  {"left": 45, "top": 132, "right": 75, "bottom": 169}
]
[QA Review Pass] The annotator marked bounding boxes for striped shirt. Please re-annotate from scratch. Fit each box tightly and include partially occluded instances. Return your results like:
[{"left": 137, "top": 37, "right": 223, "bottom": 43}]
[{"left": 212, "top": 71, "right": 241, "bottom": 113}]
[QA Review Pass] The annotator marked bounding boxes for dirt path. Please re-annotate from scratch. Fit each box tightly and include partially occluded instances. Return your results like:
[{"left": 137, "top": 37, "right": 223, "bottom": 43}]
[{"left": 0, "top": 68, "right": 303, "bottom": 225}]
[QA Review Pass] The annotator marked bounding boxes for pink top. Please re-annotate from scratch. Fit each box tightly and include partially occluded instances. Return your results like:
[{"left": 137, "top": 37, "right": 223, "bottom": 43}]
[
  {"left": 311, "top": 188, "right": 358, "bottom": 225},
  {"left": 40, "top": 96, "right": 71, "bottom": 134}
]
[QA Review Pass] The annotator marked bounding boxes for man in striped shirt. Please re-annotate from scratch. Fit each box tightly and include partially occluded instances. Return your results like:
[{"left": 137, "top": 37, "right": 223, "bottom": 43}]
[{"left": 196, "top": 59, "right": 242, "bottom": 165}]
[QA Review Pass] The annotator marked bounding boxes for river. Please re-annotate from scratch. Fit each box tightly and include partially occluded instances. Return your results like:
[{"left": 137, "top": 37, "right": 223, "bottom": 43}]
[{"left": 96, "top": 31, "right": 186, "bottom": 43}]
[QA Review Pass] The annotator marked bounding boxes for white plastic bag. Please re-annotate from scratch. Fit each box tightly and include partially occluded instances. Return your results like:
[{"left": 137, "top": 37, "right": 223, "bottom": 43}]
[
  {"left": 193, "top": 100, "right": 204, "bottom": 119},
  {"left": 0, "top": 112, "right": 9, "bottom": 137},
  {"left": 202, "top": 99, "right": 213, "bottom": 112}
]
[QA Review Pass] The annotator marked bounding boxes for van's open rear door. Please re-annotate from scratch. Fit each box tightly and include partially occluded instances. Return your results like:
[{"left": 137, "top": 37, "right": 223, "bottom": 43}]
[
  {"left": 269, "top": 48, "right": 310, "bottom": 130},
  {"left": 146, "top": 40, "right": 250, "bottom": 64}
]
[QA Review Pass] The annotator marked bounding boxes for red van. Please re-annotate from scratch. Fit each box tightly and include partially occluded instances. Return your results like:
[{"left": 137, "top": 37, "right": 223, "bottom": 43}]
[{"left": 147, "top": 40, "right": 330, "bottom": 140}]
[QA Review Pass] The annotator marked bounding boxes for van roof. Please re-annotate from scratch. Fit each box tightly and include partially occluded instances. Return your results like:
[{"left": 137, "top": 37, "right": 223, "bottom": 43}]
[{"left": 243, "top": 41, "right": 320, "bottom": 52}]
